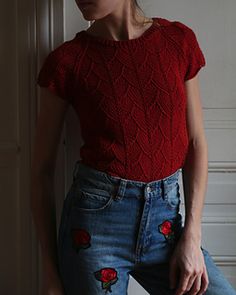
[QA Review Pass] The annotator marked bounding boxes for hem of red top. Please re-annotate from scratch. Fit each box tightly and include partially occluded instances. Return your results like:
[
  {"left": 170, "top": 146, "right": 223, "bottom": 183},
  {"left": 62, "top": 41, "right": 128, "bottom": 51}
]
[{"left": 75, "top": 17, "right": 165, "bottom": 47}]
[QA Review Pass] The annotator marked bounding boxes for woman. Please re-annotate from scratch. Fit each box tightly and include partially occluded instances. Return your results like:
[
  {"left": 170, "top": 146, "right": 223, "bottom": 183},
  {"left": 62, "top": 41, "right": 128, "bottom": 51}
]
[{"left": 31, "top": 0, "right": 236, "bottom": 294}]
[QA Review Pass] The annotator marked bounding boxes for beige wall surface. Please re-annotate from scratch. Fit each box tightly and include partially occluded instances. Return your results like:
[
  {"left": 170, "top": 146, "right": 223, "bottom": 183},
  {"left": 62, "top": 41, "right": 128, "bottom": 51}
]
[{"left": 0, "top": 0, "right": 236, "bottom": 294}]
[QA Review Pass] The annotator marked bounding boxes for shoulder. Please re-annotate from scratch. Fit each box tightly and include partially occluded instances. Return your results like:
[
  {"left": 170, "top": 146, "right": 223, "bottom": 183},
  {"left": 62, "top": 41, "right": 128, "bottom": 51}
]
[
  {"left": 157, "top": 17, "right": 195, "bottom": 36},
  {"left": 157, "top": 17, "right": 201, "bottom": 51},
  {"left": 156, "top": 17, "right": 206, "bottom": 80},
  {"left": 37, "top": 35, "right": 85, "bottom": 94},
  {"left": 45, "top": 36, "right": 85, "bottom": 71}
]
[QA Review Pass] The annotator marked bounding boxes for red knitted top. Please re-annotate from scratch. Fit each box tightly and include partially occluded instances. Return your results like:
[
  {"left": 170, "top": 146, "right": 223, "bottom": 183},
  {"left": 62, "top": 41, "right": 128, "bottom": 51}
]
[{"left": 37, "top": 17, "right": 206, "bottom": 182}]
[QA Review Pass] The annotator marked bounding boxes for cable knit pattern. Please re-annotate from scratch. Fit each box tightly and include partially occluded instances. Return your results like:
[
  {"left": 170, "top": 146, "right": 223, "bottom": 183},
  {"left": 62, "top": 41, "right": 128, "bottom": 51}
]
[{"left": 37, "top": 17, "right": 206, "bottom": 182}]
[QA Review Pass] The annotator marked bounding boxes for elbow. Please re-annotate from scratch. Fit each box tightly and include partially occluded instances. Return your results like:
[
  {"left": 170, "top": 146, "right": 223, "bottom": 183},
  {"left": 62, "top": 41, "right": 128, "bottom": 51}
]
[{"left": 189, "top": 132, "right": 208, "bottom": 150}]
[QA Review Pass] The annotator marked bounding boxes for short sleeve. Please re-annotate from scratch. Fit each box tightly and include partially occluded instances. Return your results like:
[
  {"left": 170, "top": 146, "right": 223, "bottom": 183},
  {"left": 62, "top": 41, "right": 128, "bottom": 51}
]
[
  {"left": 37, "top": 44, "right": 74, "bottom": 103},
  {"left": 183, "top": 25, "right": 206, "bottom": 81}
]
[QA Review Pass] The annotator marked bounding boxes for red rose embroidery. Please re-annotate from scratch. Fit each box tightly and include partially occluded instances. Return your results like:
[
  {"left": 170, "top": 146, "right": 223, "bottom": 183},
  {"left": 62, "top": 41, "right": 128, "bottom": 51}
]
[
  {"left": 158, "top": 220, "right": 175, "bottom": 243},
  {"left": 71, "top": 228, "right": 91, "bottom": 252},
  {"left": 94, "top": 267, "right": 118, "bottom": 293}
]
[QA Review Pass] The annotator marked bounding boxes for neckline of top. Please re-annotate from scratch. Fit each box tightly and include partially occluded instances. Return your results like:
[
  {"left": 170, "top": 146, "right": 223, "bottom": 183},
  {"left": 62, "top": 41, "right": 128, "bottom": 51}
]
[{"left": 76, "top": 17, "right": 164, "bottom": 47}]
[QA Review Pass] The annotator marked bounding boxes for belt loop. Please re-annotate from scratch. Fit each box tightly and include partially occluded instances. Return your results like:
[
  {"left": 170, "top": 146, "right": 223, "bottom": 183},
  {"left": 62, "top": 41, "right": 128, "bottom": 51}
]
[
  {"left": 73, "top": 160, "right": 80, "bottom": 182},
  {"left": 114, "top": 179, "right": 127, "bottom": 201}
]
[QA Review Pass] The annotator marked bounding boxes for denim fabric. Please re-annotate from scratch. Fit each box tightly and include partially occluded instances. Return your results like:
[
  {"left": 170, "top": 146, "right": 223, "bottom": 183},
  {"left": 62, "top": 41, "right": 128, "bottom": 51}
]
[{"left": 57, "top": 160, "right": 236, "bottom": 295}]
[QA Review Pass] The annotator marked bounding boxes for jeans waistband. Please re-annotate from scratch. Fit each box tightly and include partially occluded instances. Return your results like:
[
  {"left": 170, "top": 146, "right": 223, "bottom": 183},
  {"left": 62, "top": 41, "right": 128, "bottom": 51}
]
[{"left": 72, "top": 160, "right": 181, "bottom": 200}]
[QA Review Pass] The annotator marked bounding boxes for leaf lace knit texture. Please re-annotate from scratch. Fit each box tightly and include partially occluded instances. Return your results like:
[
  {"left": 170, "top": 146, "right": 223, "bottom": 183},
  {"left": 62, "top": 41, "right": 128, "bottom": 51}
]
[{"left": 37, "top": 17, "right": 206, "bottom": 182}]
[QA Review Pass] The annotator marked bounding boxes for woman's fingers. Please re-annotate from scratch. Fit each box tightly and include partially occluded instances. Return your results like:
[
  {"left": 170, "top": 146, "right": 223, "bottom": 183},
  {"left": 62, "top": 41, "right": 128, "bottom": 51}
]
[
  {"left": 174, "top": 268, "right": 192, "bottom": 295},
  {"left": 173, "top": 265, "right": 209, "bottom": 295},
  {"left": 186, "top": 273, "right": 201, "bottom": 295},
  {"left": 197, "top": 265, "right": 209, "bottom": 295},
  {"left": 169, "top": 241, "right": 209, "bottom": 295},
  {"left": 185, "top": 273, "right": 197, "bottom": 292}
]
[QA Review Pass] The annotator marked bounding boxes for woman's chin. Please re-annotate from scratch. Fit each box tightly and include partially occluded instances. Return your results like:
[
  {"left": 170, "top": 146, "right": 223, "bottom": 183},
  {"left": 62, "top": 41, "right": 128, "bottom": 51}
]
[{"left": 79, "top": 11, "right": 95, "bottom": 21}]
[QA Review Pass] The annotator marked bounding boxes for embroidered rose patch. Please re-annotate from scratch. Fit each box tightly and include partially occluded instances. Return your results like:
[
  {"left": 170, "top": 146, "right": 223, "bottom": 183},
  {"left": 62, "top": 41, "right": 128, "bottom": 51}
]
[
  {"left": 94, "top": 267, "right": 118, "bottom": 293},
  {"left": 71, "top": 228, "right": 91, "bottom": 252},
  {"left": 158, "top": 220, "right": 175, "bottom": 244}
]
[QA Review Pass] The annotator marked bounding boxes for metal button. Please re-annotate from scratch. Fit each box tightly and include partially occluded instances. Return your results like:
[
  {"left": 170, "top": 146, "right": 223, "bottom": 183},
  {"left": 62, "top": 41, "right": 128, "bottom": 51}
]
[{"left": 146, "top": 186, "right": 151, "bottom": 193}]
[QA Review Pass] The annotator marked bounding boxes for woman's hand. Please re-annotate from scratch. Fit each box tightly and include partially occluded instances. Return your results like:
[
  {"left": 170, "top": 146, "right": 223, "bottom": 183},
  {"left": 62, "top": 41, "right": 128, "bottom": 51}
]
[
  {"left": 169, "top": 233, "right": 209, "bottom": 295},
  {"left": 41, "top": 266, "right": 65, "bottom": 295}
]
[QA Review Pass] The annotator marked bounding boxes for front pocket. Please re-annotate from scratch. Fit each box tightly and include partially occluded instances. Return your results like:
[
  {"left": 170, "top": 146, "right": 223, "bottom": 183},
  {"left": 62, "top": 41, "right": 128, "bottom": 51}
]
[
  {"left": 164, "top": 182, "right": 181, "bottom": 210},
  {"left": 70, "top": 188, "right": 114, "bottom": 212}
]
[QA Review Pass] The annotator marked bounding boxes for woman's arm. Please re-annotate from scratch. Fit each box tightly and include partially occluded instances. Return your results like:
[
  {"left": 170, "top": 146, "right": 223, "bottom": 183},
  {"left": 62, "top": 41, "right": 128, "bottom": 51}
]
[
  {"left": 30, "top": 88, "right": 69, "bottom": 279},
  {"left": 181, "top": 75, "right": 208, "bottom": 243},
  {"left": 168, "top": 75, "right": 209, "bottom": 295}
]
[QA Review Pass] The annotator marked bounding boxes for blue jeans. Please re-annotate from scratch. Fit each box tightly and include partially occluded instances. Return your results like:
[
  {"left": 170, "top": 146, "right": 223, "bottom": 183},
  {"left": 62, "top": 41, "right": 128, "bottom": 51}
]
[{"left": 57, "top": 160, "right": 236, "bottom": 295}]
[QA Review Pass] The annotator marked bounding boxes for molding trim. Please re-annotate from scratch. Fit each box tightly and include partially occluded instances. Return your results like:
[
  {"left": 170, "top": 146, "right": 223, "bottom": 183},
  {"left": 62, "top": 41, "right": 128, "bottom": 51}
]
[
  {"left": 34, "top": 0, "right": 64, "bottom": 293},
  {"left": 208, "top": 162, "right": 236, "bottom": 172},
  {"left": 179, "top": 163, "right": 236, "bottom": 173},
  {"left": 201, "top": 216, "right": 236, "bottom": 224},
  {"left": 180, "top": 161, "right": 236, "bottom": 174},
  {"left": 213, "top": 257, "right": 236, "bottom": 266},
  {"left": 203, "top": 109, "right": 236, "bottom": 129},
  {"left": 205, "top": 120, "right": 236, "bottom": 129},
  {"left": 181, "top": 213, "right": 236, "bottom": 224}
]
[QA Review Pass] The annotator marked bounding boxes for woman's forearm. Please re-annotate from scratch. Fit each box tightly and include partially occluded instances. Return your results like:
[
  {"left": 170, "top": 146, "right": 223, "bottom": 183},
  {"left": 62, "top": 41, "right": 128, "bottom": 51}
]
[
  {"left": 30, "top": 172, "right": 59, "bottom": 275},
  {"left": 181, "top": 136, "right": 208, "bottom": 243}
]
